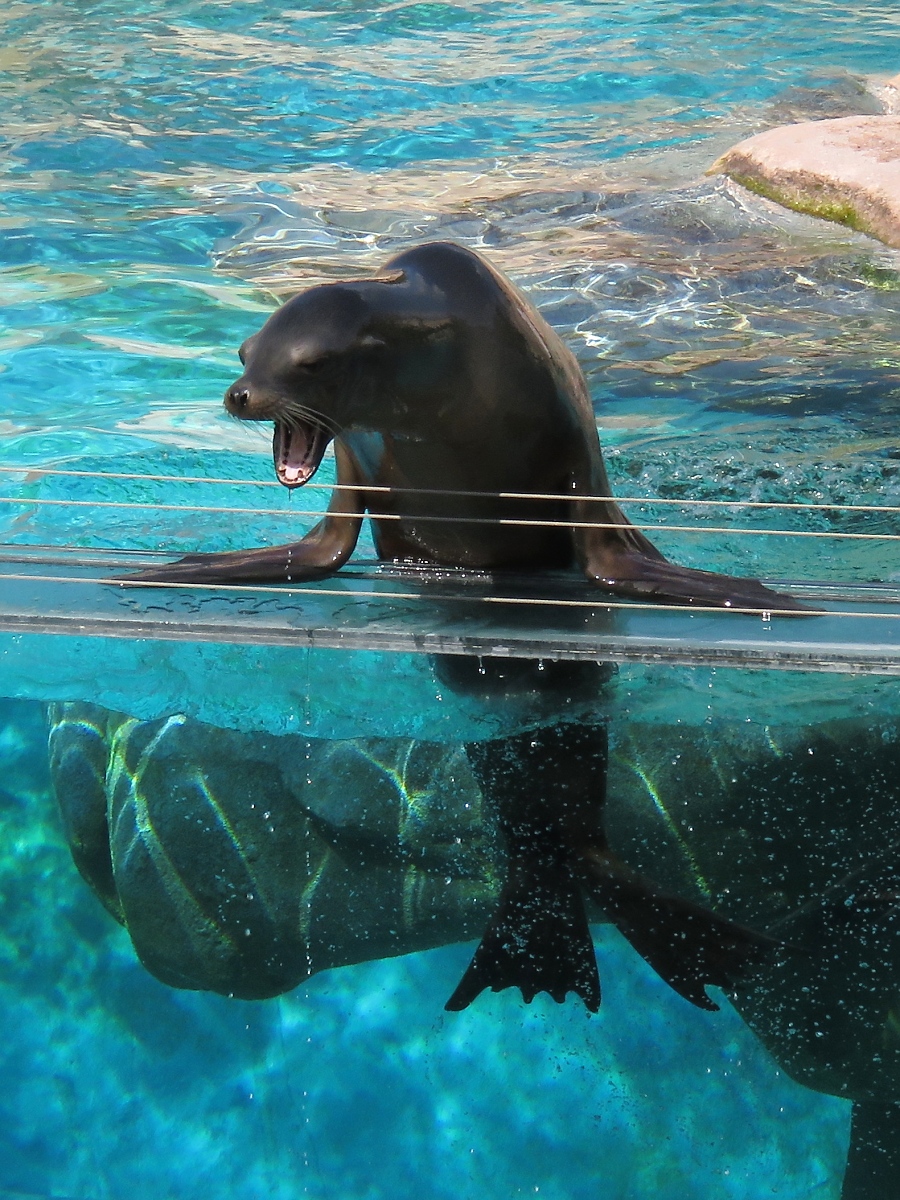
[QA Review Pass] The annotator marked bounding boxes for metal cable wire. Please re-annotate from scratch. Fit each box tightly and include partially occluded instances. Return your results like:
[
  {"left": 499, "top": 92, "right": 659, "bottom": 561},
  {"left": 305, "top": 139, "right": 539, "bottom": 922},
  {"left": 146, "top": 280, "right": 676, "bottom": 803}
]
[
  {"left": 1, "top": 463, "right": 899, "bottom": 514},
  {"left": 0, "top": 494, "right": 897, "bottom": 541}
]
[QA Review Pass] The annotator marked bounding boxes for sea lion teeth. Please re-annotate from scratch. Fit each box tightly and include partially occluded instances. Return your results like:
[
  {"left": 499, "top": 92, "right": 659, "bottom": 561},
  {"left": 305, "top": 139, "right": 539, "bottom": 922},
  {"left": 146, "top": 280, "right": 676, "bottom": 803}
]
[{"left": 273, "top": 420, "right": 328, "bottom": 488}]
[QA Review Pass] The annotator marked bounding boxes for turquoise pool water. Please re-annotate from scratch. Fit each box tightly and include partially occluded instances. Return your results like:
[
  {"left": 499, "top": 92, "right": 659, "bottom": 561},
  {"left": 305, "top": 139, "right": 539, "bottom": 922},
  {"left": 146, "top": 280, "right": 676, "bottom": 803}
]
[
  {"left": 2, "top": 2, "right": 900, "bottom": 582},
  {"left": 3, "top": 2, "right": 900, "bottom": 1198}
]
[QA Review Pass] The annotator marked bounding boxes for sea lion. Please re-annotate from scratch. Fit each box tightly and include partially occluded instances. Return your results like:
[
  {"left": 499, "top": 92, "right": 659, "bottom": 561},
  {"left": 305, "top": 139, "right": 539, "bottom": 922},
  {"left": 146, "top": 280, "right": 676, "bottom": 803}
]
[
  {"left": 134, "top": 240, "right": 802, "bottom": 611},
  {"left": 128, "top": 241, "right": 792, "bottom": 1011}
]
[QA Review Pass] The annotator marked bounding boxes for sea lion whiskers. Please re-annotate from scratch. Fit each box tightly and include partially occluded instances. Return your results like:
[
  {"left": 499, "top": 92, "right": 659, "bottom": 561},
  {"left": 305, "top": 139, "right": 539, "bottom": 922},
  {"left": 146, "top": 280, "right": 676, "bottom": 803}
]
[{"left": 280, "top": 400, "right": 343, "bottom": 441}]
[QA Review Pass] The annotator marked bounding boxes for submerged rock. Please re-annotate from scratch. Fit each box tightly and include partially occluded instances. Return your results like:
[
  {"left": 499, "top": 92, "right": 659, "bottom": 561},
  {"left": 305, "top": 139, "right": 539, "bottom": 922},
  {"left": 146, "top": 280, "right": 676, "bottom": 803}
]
[
  {"left": 711, "top": 116, "right": 900, "bottom": 248},
  {"left": 871, "top": 73, "right": 900, "bottom": 116},
  {"left": 765, "top": 76, "right": 883, "bottom": 126},
  {"left": 47, "top": 702, "right": 502, "bottom": 999}
]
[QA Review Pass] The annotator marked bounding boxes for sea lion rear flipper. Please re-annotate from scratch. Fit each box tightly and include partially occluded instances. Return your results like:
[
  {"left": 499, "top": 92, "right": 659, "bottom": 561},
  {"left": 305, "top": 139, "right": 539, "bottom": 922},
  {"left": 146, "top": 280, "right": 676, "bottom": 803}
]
[
  {"left": 447, "top": 722, "right": 606, "bottom": 1013},
  {"left": 578, "top": 852, "right": 778, "bottom": 1010},
  {"left": 445, "top": 855, "right": 601, "bottom": 1012}
]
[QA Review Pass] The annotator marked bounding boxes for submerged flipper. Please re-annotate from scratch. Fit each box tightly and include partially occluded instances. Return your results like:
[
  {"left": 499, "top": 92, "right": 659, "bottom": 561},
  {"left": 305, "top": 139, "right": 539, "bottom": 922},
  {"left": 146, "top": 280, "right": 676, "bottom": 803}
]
[
  {"left": 448, "top": 720, "right": 607, "bottom": 1013},
  {"left": 451, "top": 716, "right": 777, "bottom": 1015},
  {"left": 577, "top": 850, "right": 778, "bottom": 1010},
  {"left": 445, "top": 853, "right": 600, "bottom": 1012}
]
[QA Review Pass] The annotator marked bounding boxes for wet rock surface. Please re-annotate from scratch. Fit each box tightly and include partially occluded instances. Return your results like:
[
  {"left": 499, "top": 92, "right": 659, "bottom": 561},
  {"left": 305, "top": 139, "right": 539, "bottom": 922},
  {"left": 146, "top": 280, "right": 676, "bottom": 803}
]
[{"left": 712, "top": 117, "right": 900, "bottom": 248}]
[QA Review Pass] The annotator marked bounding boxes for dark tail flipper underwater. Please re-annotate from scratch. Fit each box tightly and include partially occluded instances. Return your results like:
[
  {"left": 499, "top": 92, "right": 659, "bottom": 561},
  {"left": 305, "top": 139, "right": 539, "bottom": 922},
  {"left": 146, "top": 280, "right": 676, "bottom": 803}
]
[
  {"left": 576, "top": 852, "right": 779, "bottom": 1011},
  {"left": 448, "top": 719, "right": 778, "bottom": 1014},
  {"left": 444, "top": 851, "right": 601, "bottom": 1011},
  {"left": 448, "top": 723, "right": 607, "bottom": 1012}
]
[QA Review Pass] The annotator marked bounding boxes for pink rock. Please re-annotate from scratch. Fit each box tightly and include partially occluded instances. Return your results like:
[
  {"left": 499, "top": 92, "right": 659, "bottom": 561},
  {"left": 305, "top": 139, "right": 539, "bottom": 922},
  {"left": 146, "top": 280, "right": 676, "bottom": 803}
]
[
  {"left": 711, "top": 116, "right": 900, "bottom": 247},
  {"left": 881, "top": 74, "right": 900, "bottom": 114}
]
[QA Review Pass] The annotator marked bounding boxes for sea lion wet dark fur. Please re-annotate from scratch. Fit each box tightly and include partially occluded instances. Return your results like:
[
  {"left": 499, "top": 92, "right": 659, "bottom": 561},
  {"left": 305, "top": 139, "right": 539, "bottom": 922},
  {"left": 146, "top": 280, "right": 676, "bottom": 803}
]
[
  {"left": 130, "top": 241, "right": 790, "bottom": 1011},
  {"left": 136, "top": 240, "right": 802, "bottom": 610}
]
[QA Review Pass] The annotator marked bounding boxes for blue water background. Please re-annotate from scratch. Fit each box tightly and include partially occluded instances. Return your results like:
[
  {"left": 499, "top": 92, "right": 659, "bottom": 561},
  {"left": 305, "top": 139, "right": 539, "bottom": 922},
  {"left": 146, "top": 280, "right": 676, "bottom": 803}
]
[
  {"left": 1, "top": 698, "right": 846, "bottom": 1200},
  {"left": 2, "top": 2, "right": 900, "bottom": 579},
  {"left": 3, "top": 2, "right": 900, "bottom": 1197}
]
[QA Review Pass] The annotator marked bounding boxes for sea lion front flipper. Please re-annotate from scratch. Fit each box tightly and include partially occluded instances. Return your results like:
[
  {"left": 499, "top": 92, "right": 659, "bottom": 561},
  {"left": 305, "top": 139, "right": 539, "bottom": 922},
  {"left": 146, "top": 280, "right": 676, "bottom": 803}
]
[
  {"left": 570, "top": 496, "right": 809, "bottom": 612},
  {"left": 579, "top": 539, "right": 810, "bottom": 614},
  {"left": 118, "top": 441, "right": 366, "bottom": 585},
  {"left": 577, "top": 851, "right": 778, "bottom": 1010},
  {"left": 445, "top": 854, "right": 601, "bottom": 1012}
]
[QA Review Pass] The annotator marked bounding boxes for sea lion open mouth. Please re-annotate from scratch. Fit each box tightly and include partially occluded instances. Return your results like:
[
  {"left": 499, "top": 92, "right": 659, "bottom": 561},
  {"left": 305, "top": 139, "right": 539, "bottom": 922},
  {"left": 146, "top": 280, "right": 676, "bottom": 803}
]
[{"left": 273, "top": 420, "right": 329, "bottom": 488}]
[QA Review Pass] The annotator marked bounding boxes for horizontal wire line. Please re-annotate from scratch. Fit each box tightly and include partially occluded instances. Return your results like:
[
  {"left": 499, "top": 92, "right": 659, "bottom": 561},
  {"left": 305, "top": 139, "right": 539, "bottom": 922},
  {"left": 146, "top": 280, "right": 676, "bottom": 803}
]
[
  {"left": 0, "top": 494, "right": 897, "bottom": 541},
  {"left": 1, "top": 464, "right": 899, "bottom": 514},
  {"left": 0, "top": 569, "right": 849, "bottom": 618}
]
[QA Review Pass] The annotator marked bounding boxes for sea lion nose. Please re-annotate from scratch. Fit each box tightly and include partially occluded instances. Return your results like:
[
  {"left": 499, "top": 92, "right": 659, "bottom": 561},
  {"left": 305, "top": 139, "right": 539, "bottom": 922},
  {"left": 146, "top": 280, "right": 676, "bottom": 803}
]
[{"left": 225, "top": 384, "right": 251, "bottom": 413}]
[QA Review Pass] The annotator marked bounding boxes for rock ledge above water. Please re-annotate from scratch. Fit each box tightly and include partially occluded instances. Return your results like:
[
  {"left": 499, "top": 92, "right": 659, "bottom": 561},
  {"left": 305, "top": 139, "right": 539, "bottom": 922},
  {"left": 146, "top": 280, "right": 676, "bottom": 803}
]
[{"left": 711, "top": 115, "right": 900, "bottom": 248}]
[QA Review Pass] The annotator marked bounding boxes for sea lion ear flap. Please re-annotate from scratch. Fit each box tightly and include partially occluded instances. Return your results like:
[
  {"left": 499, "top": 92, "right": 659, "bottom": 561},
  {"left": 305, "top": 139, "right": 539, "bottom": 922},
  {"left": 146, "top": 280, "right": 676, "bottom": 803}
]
[{"left": 238, "top": 333, "right": 258, "bottom": 366}]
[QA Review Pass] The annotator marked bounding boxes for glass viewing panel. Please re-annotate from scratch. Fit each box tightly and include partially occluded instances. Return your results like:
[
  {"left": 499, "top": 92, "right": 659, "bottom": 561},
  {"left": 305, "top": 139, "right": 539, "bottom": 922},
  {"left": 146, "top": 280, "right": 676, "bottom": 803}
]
[{"left": 2, "top": 607, "right": 899, "bottom": 1199}]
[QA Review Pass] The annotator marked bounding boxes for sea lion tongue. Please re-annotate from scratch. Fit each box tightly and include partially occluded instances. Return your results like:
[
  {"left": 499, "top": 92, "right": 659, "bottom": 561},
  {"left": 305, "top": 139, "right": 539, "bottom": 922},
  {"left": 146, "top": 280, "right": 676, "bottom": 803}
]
[{"left": 273, "top": 420, "right": 328, "bottom": 488}]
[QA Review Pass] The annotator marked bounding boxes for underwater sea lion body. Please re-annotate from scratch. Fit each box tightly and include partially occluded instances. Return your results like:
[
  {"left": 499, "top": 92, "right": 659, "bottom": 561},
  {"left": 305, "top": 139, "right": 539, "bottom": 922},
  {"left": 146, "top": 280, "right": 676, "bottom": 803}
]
[
  {"left": 132, "top": 241, "right": 789, "bottom": 1011},
  {"left": 445, "top": 716, "right": 774, "bottom": 1013}
]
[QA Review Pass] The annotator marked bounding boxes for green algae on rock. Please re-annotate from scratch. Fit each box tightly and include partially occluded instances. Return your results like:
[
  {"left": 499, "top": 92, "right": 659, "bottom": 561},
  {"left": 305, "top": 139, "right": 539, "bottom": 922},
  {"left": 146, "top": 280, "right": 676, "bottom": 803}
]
[{"left": 710, "top": 116, "right": 900, "bottom": 248}]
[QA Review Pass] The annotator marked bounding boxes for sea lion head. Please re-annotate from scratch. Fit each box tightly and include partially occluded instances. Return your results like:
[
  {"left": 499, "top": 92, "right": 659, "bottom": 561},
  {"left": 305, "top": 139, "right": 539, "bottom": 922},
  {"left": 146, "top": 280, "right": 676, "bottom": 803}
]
[{"left": 224, "top": 283, "right": 387, "bottom": 488}]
